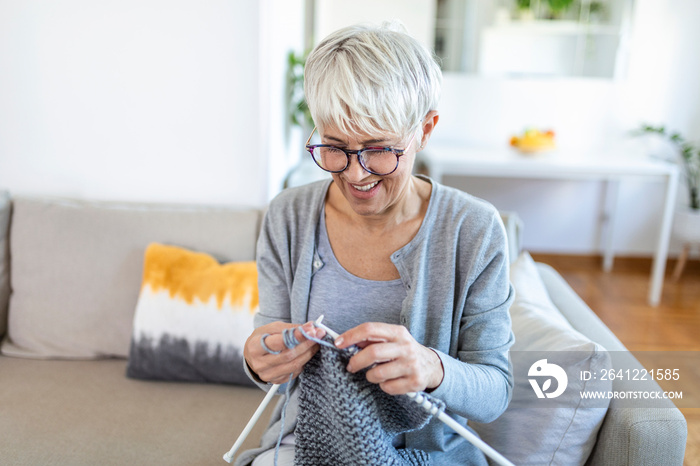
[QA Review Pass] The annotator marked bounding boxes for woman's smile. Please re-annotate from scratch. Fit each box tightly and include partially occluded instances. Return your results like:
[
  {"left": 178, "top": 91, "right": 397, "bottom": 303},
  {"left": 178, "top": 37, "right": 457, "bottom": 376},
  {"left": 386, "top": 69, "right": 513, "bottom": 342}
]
[
  {"left": 351, "top": 180, "right": 380, "bottom": 192},
  {"left": 348, "top": 179, "right": 382, "bottom": 200}
]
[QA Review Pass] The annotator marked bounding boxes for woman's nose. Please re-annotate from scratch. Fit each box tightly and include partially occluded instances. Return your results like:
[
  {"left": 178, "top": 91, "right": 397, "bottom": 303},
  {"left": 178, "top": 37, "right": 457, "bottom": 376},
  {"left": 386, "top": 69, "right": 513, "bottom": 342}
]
[{"left": 344, "top": 153, "right": 369, "bottom": 180}]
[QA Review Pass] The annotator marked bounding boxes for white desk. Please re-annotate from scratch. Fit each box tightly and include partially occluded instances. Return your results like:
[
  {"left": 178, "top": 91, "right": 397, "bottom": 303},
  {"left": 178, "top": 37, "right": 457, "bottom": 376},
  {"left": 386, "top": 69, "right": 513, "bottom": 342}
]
[{"left": 424, "top": 145, "right": 679, "bottom": 306}]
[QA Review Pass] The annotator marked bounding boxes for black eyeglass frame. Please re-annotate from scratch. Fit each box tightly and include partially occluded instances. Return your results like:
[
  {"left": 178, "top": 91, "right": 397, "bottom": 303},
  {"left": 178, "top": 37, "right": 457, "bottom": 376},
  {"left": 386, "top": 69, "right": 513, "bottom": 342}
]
[{"left": 304, "top": 126, "right": 417, "bottom": 176}]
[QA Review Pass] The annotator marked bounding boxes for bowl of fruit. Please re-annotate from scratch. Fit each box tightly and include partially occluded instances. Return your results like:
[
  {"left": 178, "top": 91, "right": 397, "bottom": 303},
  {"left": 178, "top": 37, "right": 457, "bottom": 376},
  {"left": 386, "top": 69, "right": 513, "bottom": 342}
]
[{"left": 509, "top": 128, "right": 556, "bottom": 154}]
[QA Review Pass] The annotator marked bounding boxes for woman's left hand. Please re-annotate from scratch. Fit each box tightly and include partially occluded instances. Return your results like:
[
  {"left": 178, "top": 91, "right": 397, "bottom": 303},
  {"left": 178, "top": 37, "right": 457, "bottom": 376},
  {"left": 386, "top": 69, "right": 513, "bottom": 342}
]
[{"left": 334, "top": 322, "right": 445, "bottom": 395}]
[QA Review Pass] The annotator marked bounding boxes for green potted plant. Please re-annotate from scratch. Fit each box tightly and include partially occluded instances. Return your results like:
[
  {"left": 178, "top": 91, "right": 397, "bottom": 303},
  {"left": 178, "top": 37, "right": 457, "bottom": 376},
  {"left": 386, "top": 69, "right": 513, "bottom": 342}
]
[
  {"left": 635, "top": 124, "right": 700, "bottom": 270},
  {"left": 635, "top": 124, "right": 699, "bottom": 210},
  {"left": 286, "top": 50, "right": 314, "bottom": 134},
  {"left": 282, "top": 50, "right": 328, "bottom": 189},
  {"left": 546, "top": 0, "right": 574, "bottom": 20},
  {"left": 515, "top": 0, "right": 535, "bottom": 21}
]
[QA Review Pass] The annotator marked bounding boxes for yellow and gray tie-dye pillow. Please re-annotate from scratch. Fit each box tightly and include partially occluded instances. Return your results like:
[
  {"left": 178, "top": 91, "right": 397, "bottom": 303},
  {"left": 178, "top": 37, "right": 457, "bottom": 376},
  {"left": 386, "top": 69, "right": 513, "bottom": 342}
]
[{"left": 126, "top": 243, "right": 258, "bottom": 386}]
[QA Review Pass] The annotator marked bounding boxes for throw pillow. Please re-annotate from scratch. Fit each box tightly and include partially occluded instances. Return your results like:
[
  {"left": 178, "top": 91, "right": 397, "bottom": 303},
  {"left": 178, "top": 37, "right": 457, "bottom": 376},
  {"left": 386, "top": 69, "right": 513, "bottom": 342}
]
[
  {"left": 470, "top": 252, "right": 612, "bottom": 466},
  {"left": 126, "top": 243, "right": 258, "bottom": 386}
]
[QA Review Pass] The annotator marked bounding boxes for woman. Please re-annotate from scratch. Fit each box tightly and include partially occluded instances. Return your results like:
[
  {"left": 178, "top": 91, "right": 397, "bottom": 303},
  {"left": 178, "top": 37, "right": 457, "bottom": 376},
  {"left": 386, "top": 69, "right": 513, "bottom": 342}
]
[{"left": 239, "top": 23, "right": 514, "bottom": 466}]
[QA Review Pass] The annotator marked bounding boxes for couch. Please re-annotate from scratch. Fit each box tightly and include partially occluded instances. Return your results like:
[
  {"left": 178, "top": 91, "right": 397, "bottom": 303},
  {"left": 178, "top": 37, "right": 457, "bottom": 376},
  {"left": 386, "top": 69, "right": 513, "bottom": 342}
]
[{"left": 0, "top": 190, "right": 687, "bottom": 465}]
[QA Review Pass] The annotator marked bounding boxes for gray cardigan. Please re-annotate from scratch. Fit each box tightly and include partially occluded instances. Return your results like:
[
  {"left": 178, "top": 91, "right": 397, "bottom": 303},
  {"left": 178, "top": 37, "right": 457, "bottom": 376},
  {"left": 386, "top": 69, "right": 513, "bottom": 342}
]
[{"left": 238, "top": 177, "right": 514, "bottom": 465}]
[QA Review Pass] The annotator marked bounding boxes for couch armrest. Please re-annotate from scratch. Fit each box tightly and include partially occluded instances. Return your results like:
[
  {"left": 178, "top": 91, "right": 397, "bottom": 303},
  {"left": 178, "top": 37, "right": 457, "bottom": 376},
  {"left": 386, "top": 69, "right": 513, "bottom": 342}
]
[
  {"left": 0, "top": 190, "right": 10, "bottom": 339},
  {"left": 535, "top": 262, "right": 688, "bottom": 466},
  {"left": 589, "top": 407, "right": 688, "bottom": 466}
]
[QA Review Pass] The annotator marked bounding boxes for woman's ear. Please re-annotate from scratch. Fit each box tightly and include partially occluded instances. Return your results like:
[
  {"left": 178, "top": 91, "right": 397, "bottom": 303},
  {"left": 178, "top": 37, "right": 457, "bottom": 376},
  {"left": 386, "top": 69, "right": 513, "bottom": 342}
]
[{"left": 418, "top": 111, "right": 439, "bottom": 152}]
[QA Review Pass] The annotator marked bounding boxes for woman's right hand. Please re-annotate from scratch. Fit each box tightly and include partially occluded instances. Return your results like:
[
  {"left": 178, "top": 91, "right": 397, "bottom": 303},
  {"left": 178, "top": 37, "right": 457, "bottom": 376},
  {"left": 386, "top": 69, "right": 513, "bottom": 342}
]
[{"left": 243, "top": 321, "right": 326, "bottom": 385}]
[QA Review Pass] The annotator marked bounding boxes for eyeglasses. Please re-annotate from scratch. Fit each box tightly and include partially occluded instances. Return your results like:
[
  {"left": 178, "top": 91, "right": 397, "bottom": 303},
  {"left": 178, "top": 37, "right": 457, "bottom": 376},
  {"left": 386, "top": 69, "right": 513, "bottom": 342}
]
[{"left": 305, "top": 127, "right": 417, "bottom": 176}]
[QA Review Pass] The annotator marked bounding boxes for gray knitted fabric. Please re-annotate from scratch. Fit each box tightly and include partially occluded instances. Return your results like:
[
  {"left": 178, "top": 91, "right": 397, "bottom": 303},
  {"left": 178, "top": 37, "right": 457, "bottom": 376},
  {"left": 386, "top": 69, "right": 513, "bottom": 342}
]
[{"left": 293, "top": 339, "right": 443, "bottom": 465}]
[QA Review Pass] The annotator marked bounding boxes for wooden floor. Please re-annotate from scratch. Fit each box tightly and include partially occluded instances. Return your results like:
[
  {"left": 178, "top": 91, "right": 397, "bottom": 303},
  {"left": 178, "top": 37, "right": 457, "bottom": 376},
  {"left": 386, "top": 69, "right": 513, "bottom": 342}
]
[{"left": 531, "top": 253, "right": 700, "bottom": 466}]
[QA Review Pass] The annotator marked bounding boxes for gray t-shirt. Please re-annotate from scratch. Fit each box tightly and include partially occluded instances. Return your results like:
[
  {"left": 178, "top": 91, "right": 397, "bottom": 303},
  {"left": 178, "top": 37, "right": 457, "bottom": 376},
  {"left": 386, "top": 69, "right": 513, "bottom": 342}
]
[
  {"left": 307, "top": 204, "right": 406, "bottom": 334},
  {"left": 285, "top": 204, "right": 409, "bottom": 448}
]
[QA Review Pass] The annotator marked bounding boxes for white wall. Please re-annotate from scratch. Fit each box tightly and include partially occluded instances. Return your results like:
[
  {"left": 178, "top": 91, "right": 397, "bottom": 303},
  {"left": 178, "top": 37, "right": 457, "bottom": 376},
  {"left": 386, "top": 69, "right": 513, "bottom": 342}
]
[
  {"left": 262, "top": 0, "right": 306, "bottom": 199},
  {"left": 0, "top": 0, "right": 267, "bottom": 206},
  {"left": 315, "top": 0, "right": 436, "bottom": 48}
]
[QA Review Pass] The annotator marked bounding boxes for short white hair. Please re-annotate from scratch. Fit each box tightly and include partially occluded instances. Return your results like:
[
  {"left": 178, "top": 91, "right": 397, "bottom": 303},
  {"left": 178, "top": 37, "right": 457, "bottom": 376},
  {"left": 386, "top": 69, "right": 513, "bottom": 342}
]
[{"left": 304, "top": 22, "right": 442, "bottom": 140}]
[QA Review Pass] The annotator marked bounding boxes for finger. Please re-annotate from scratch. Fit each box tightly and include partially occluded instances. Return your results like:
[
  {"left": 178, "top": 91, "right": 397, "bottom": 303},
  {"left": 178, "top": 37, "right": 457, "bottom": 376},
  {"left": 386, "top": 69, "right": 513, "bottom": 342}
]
[
  {"left": 354, "top": 340, "right": 377, "bottom": 350},
  {"left": 365, "top": 359, "right": 412, "bottom": 385},
  {"left": 245, "top": 320, "right": 327, "bottom": 381},
  {"left": 295, "top": 321, "right": 326, "bottom": 342},
  {"left": 258, "top": 343, "right": 320, "bottom": 383},
  {"left": 346, "top": 342, "right": 406, "bottom": 373},
  {"left": 379, "top": 377, "right": 416, "bottom": 396},
  {"left": 335, "top": 322, "right": 404, "bottom": 349},
  {"left": 244, "top": 324, "right": 287, "bottom": 372},
  {"left": 259, "top": 337, "right": 317, "bottom": 373},
  {"left": 246, "top": 321, "right": 296, "bottom": 357},
  {"left": 261, "top": 321, "right": 319, "bottom": 354}
]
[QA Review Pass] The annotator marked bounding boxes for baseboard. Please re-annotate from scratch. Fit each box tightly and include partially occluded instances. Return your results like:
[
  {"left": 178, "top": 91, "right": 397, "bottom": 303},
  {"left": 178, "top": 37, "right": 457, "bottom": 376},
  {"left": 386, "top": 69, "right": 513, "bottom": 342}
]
[{"left": 530, "top": 253, "right": 700, "bottom": 275}]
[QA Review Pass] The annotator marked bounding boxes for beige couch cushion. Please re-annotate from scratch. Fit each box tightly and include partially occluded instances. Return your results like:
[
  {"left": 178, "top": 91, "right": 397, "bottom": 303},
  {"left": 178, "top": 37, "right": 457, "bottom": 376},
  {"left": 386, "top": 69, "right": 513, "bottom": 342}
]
[
  {"left": 0, "top": 356, "right": 273, "bottom": 465},
  {"left": 1, "top": 196, "right": 260, "bottom": 359}
]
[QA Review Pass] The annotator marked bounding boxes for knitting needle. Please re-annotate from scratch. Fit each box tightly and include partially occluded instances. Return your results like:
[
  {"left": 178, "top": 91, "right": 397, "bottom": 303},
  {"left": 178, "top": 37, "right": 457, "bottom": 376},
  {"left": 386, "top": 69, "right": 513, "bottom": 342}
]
[
  {"left": 406, "top": 392, "right": 515, "bottom": 466},
  {"left": 222, "top": 315, "right": 328, "bottom": 463},
  {"left": 223, "top": 383, "right": 280, "bottom": 463},
  {"left": 312, "top": 315, "right": 338, "bottom": 339}
]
